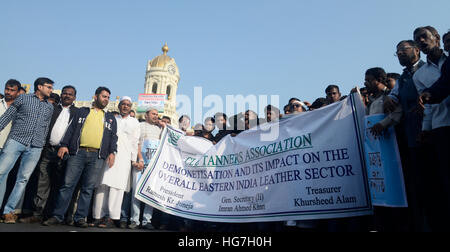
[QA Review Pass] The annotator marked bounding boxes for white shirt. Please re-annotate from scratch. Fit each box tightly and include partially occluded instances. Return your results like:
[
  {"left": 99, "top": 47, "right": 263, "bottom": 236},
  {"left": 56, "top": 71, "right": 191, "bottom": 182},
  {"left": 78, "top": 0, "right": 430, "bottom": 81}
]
[
  {"left": 116, "top": 115, "right": 140, "bottom": 162},
  {"left": 139, "top": 121, "right": 162, "bottom": 145},
  {"left": 49, "top": 105, "right": 71, "bottom": 146},
  {"left": 413, "top": 54, "right": 450, "bottom": 131},
  {"left": 0, "top": 98, "right": 12, "bottom": 148}
]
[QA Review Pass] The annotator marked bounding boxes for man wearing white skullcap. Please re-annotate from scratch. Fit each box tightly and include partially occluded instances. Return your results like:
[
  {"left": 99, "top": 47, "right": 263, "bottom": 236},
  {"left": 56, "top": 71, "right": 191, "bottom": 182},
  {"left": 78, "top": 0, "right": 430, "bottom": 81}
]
[{"left": 92, "top": 96, "right": 141, "bottom": 228}]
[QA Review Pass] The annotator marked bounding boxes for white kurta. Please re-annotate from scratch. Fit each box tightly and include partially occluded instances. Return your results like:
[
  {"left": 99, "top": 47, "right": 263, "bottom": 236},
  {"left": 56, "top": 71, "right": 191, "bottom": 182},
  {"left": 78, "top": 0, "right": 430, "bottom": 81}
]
[{"left": 98, "top": 115, "right": 140, "bottom": 192}]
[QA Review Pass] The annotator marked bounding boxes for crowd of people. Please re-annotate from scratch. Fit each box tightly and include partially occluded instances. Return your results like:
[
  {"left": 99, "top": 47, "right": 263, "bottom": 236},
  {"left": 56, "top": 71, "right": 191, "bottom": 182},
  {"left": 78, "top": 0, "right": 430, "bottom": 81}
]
[{"left": 0, "top": 25, "right": 449, "bottom": 232}]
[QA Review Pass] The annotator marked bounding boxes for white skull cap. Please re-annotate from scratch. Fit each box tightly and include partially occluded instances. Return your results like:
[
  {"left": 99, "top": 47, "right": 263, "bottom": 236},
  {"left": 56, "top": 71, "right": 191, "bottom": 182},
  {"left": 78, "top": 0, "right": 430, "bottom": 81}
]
[{"left": 120, "top": 96, "right": 132, "bottom": 103}]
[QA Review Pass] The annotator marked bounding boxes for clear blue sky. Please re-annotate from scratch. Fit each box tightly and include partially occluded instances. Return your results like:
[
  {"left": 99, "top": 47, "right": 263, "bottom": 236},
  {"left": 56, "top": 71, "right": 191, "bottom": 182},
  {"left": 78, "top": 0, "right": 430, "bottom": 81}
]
[{"left": 1, "top": 0, "right": 449, "bottom": 123}]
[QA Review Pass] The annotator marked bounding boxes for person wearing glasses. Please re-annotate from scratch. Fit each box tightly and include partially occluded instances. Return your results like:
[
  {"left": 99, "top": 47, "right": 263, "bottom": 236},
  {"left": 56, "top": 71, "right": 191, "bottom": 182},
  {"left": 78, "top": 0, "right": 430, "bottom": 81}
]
[
  {"left": 384, "top": 40, "right": 427, "bottom": 231},
  {"left": 289, "top": 99, "right": 309, "bottom": 114},
  {"left": 0, "top": 77, "right": 54, "bottom": 224},
  {"left": 18, "top": 85, "right": 79, "bottom": 224}
]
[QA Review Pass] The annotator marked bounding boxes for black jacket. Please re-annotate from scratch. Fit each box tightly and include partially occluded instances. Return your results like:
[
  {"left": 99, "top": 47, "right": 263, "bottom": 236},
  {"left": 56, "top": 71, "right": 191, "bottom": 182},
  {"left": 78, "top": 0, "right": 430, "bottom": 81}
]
[
  {"left": 45, "top": 103, "right": 79, "bottom": 147},
  {"left": 60, "top": 107, "right": 117, "bottom": 159},
  {"left": 424, "top": 56, "right": 450, "bottom": 104}
]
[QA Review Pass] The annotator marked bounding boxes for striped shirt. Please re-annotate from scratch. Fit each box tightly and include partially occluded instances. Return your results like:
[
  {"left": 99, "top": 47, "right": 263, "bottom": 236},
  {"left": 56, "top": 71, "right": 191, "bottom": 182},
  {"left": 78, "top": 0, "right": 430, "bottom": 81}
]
[{"left": 0, "top": 93, "right": 54, "bottom": 148}]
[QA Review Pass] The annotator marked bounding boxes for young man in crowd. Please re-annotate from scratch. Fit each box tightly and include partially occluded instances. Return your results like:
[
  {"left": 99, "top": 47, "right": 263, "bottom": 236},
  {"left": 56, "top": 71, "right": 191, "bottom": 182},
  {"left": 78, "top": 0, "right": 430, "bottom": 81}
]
[
  {"left": 412, "top": 26, "right": 450, "bottom": 230},
  {"left": 0, "top": 77, "right": 54, "bottom": 224},
  {"left": 419, "top": 31, "right": 450, "bottom": 105},
  {"left": 325, "top": 85, "right": 342, "bottom": 104},
  {"left": 386, "top": 73, "right": 400, "bottom": 91},
  {"left": 19, "top": 85, "right": 78, "bottom": 224},
  {"left": 43, "top": 87, "right": 117, "bottom": 228},
  {"left": 0, "top": 79, "right": 21, "bottom": 212},
  {"left": 213, "top": 112, "right": 230, "bottom": 144}
]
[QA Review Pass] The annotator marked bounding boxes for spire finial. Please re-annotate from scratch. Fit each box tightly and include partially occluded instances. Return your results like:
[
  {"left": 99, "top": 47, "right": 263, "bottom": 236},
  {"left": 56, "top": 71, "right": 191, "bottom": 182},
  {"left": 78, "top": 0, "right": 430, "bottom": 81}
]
[{"left": 162, "top": 42, "right": 169, "bottom": 55}]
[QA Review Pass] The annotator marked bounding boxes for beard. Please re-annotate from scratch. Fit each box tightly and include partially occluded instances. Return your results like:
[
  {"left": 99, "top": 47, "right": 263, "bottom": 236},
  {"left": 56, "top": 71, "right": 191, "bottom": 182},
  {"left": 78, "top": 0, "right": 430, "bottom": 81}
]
[
  {"left": 398, "top": 54, "right": 416, "bottom": 67},
  {"left": 95, "top": 99, "right": 108, "bottom": 109}
]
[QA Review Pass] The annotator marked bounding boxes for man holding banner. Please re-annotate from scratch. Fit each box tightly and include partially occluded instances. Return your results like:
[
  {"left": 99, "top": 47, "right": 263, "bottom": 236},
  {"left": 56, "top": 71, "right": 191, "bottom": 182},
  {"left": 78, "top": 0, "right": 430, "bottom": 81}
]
[
  {"left": 128, "top": 108, "right": 165, "bottom": 230},
  {"left": 363, "top": 67, "right": 408, "bottom": 231}
]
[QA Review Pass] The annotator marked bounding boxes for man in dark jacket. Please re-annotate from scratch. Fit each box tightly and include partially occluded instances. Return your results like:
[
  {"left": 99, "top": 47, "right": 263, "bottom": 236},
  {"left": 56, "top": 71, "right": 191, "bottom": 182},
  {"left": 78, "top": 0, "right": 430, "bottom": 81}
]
[
  {"left": 44, "top": 87, "right": 117, "bottom": 228},
  {"left": 419, "top": 32, "right": 450, "bottom": 105},
  {"left": 19, "top": 85, "right": 79, "bottom": 223}
]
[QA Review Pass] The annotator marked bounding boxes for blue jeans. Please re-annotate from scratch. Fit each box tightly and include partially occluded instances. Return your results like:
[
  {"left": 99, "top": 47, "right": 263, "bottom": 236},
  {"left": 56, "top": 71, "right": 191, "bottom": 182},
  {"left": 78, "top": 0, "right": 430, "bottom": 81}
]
[
  {"left": 51, "top": 149, "right": 105, "bottom": 222},
  {"left": 130, "top": 174, "right": 153, "bottom": 226},
  {"left": 0, "top": 139, "right": 42, "bottom": 214},
  {"left": 120, "top": 191, "right": 131, "bottom": 222}
]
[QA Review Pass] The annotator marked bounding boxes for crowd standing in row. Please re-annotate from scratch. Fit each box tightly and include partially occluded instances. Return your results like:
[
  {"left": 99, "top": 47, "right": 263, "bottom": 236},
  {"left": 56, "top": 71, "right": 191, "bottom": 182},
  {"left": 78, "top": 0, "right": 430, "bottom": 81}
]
[{"left": 0, "top": 25, "right": 449, "bottom": 232}]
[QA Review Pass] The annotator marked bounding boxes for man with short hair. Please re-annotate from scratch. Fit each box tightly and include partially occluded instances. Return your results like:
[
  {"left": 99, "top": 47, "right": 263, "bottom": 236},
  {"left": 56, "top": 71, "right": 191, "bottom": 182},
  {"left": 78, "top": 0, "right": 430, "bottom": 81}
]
[
  {"left": 0, "top": 79, "right": 21, "bottom": 211},
  {"left": 325, "top": 85, "right": 342, "bottom": 103},
  {"left": 43, "top": 87, "right": 118, "bottom": 228},
  {"left": 178, "top": 115, "right": 193, "bottom": 136},
  {"left": 384, "top": 40, "right": 427, "bottom": 231},
  {"left": 309, "top": 97, "right": 329, "bottom": 111},
  {"left": 264, "top": 105, "right": 280, "bottom": 123},
  {"left": 128, "top": 108, "right": 165, "bottom": 230},
  {"left": 0, "top": 79, "right": 21, "bottom": 150},
  {"left": 419, "top": 31, "right": 450, "bottom": 105},
  {"left": 443, "top": 30, "right": 450, "bottom": 52},
  {"left": 201, "top": 117, "right": 215, "bottom": 141},
  {"left": 92, "top": 96, "right": 140, "bottom": 228},
  {"left": 412, "top": 26, "right": 450, "bottom": 230},
  {"left": 0, "top": 77, "right": 54, "bottom": 223},
  {"left": 161, "top": 116, "right": 171, "bottom": 125},
  {"left": 386, "top": 73, "right": 401, "bottom": 90},
  {"left": 18, "top": 85, "right": 78, "bottom": 224},
  {"left": 18, "top": 87, "right": 26, "bottom": 95},
  {"left": 364, "top": 67, "right": 402, "bottom": 136},
  {"left": 213, "top": 112, "right": 230, "bottom": 143}
]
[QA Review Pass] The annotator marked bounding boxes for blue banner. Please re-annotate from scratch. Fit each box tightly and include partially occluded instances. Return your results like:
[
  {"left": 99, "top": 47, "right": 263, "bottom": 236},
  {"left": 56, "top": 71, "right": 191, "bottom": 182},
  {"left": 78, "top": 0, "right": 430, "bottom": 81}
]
[{"left": 364, "top": 114, "right": 407, "bottom": 207}]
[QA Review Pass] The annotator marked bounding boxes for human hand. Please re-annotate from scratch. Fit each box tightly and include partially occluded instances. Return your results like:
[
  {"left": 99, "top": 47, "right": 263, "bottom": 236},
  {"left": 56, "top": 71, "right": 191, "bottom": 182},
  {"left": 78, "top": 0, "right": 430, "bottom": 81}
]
[
  {"left": 370, "top": 123, "right": 385, "bottom": 137},
  {"left": 383, "top": 96, "right": 398, "bottom": 114},
  {"left": 418, "top": 92, "right": 431, "bottom": 108},
  {"left": 57, "top": 147, "right": 69, "bottom": 160},
  {"left": 107, "top": 153, "right": 115, "bottom": 168}
]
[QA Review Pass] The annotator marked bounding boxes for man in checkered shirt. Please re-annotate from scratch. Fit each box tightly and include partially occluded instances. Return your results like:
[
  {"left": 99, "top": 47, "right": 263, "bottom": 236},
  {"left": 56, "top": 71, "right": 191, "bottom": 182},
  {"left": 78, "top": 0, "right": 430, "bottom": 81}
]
[{"left": 0, "top": 77, "right": 54, "bottom": 224}]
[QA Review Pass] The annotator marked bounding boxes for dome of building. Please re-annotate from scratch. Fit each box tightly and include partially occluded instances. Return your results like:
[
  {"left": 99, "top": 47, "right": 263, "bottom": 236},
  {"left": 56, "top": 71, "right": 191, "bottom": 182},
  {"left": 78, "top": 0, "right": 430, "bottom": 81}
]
[{"left": 149, "top": 43, "right": 172, "bottom": 68}]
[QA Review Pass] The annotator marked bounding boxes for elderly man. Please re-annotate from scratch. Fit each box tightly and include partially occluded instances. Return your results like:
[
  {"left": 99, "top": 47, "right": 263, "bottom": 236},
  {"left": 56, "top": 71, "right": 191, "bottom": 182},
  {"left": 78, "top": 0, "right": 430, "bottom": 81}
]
[{"left": 92, "top": 96, "right": 140, "bottom": 228}]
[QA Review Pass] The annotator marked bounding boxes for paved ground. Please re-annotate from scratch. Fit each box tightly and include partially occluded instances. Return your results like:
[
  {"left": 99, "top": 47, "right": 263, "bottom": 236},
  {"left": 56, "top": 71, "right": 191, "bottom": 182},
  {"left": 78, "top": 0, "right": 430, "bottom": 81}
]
[{"left": 0, "top": 222, "right": 168, "bottom": 232}]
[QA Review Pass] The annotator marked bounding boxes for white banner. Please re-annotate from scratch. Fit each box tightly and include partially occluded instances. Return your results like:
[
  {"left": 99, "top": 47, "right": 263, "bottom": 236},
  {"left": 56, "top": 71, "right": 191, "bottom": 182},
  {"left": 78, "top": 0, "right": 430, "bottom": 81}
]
[{"left": 135, "top": 94, "right": 372, "bottom": 223}]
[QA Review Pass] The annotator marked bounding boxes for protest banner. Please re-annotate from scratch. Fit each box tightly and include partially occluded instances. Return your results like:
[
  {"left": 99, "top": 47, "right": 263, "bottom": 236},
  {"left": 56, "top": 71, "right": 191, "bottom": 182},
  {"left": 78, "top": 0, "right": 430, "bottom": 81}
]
[
  {"left": 364, "top": 114, "right": 408, "bottom": 207},
  {"left": 135, "top": 94, "right": 373, "bottom": 222},
  {"left": 137, "top": 94, "right": 166, "bottom": 113}
]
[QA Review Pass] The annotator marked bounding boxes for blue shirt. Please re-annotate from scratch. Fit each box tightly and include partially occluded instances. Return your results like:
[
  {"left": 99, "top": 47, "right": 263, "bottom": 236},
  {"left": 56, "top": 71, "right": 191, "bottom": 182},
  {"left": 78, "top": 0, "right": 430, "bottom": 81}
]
[
  {"left": 0, "top": 93, "right": 54, "bottom": 148},
  {"left": 413, "top": 54, "right": 450, "bottom": 131}
]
